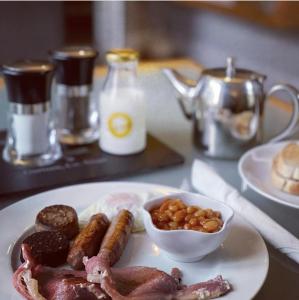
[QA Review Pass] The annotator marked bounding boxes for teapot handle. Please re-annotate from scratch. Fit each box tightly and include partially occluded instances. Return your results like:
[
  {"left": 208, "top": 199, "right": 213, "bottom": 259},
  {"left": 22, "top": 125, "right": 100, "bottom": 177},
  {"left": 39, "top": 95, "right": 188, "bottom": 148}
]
[{"left": 266, "top": 84, "right": 299, "bottom": 143}]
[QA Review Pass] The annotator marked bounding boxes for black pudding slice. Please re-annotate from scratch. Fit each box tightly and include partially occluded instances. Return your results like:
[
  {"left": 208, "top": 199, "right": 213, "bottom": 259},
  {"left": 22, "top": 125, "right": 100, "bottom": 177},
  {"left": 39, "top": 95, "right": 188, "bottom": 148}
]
[
  {"left": 20, "top": 231, "right": 69, "bottom": 267},
  {"left": 35, "top": 205, "right": 79, "bottom": 240}
]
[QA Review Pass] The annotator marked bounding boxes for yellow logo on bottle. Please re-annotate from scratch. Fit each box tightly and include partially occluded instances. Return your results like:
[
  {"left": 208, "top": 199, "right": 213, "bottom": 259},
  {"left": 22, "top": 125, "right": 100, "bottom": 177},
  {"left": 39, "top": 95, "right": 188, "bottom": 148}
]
[{"left": 108, "top": 112, "right": 133, "bottom": 138}]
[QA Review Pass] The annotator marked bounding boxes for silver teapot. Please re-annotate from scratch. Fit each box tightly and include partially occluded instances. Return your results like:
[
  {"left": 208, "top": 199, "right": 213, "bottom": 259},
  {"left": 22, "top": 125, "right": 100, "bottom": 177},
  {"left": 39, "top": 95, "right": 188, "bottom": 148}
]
[{"left": 163, "top": 57, "right": 299, "bottom": 159}]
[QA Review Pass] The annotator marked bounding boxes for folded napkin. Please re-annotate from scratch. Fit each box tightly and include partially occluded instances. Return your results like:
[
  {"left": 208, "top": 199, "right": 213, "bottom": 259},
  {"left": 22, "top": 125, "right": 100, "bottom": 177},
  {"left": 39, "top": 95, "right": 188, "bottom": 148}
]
[{"left": 191, "top": 159, "right": 299, "bottom": 264}]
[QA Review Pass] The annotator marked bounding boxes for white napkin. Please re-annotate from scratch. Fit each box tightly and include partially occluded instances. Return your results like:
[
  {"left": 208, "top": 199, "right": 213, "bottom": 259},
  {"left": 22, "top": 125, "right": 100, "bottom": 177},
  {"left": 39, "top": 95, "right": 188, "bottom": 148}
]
[{"left": 191, "top": 159, "right": 299, "bottom": 264}]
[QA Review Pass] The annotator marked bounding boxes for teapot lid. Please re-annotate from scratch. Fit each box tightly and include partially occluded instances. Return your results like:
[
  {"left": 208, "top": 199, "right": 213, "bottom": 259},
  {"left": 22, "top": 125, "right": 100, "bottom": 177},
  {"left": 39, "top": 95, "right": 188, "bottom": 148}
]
[{"left": 202, "top": 57, "right": 265, "bottom": 83}]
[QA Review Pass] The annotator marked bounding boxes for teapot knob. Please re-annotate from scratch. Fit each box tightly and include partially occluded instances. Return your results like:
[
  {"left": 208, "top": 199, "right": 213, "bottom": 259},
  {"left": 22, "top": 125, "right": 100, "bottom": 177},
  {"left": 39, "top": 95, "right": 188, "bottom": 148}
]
[{"left": 226, "top": 57, "right": 236, "bottom": 78}]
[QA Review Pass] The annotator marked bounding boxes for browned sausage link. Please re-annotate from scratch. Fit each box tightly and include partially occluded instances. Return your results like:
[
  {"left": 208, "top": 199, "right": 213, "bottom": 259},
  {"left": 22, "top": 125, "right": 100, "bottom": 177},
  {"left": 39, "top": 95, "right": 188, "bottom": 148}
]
[
  {"left": 67, "top": 213, "right": 110, "bottom": 270},
  {"left": 99, "top": 209, "right": 134, "bottom": 266}
]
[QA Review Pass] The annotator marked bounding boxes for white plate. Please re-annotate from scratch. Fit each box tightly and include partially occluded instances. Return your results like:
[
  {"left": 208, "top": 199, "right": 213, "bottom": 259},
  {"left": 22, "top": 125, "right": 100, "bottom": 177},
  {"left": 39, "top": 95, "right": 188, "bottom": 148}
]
[
  {"left": 0, "top": 181, "right": 269, "bottom": 300},
  {"left": 239, "top": 142, "right": 299, "bottom": 209}
]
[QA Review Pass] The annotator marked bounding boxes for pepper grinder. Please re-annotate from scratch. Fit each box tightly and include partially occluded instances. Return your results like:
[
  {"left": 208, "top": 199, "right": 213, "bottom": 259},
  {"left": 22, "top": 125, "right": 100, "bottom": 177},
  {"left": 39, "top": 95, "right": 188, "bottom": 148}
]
[
  {"left": 2, "top": 61, "right": 62, "bottom": 167},
  {"left": 52, "top": 46, "right": 99, "bottom": 145}
]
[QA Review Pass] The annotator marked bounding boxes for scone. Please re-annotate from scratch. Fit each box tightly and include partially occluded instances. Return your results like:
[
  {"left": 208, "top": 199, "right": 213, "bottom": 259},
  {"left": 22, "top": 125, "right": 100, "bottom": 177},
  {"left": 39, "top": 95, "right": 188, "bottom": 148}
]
[{"left": 271, "top": 143, "right": 299, "bottom": 196}]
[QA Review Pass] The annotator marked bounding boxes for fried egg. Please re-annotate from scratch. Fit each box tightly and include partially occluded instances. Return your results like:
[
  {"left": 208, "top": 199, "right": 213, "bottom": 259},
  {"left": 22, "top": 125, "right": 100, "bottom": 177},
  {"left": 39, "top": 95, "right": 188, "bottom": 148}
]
[{"left": 79, "top": 191, "right": 159, "bottom": 232}]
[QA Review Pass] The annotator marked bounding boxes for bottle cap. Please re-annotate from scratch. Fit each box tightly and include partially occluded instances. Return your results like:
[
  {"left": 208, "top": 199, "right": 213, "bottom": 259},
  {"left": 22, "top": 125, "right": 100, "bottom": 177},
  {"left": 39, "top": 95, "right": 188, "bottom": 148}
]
[
  {"left": 106, "top": 49, "right": 139, "bottom": 63},
  {"left": 2, "top": 61, "right": 54, "bottom": 104},
  {"left": 52, "top": 46, "right": 98, "bottom": 86}
]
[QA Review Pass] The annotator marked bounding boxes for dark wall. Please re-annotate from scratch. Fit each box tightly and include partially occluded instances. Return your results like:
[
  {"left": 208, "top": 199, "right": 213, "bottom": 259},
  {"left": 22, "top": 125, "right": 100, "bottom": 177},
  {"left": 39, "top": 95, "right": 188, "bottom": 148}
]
[
  {"left": 126, "top": 2, "right": 299, "bottom": 88},
  {"left": 0, "top": 2, "right": 64, "bottom": 64}
]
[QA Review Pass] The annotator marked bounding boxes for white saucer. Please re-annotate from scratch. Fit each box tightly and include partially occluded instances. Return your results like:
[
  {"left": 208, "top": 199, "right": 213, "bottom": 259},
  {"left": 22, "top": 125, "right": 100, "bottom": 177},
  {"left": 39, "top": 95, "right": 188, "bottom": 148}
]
[{"left": 238, "top": 142, "right": 299, "bottom": 209}]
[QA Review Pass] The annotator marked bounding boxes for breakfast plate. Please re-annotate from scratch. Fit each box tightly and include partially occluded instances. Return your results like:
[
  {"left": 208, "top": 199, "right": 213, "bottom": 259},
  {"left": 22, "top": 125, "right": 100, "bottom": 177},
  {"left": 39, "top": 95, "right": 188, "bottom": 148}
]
[
  {"left": 0, "top": 181, "right": 268, "bottom": 300},
  {"left": 238, "top": 141, "right": 299, "bottom": 209}
]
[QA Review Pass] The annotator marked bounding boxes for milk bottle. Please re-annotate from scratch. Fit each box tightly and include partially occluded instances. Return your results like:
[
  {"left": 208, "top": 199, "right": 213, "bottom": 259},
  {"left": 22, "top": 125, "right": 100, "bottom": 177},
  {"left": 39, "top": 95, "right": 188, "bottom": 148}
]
[{"left": 99, "top": 49, "right": 146, "bottom": 155}]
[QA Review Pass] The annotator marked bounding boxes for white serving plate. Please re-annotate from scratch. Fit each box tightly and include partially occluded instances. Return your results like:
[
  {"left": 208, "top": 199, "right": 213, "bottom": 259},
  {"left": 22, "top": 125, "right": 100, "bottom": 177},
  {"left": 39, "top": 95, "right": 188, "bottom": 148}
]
[
  {"left": 0, "top": 181, "right": 269, "bottom": 300},
  {"left": 239, "top": 141, "right": 299, "bottom": 209}
]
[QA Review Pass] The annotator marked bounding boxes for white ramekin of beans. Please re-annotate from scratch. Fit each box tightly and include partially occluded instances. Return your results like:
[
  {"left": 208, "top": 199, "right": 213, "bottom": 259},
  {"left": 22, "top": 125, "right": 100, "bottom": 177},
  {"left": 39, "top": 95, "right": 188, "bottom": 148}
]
[{"left": 143, "top": 192, "right": 234, "bottom": 262}]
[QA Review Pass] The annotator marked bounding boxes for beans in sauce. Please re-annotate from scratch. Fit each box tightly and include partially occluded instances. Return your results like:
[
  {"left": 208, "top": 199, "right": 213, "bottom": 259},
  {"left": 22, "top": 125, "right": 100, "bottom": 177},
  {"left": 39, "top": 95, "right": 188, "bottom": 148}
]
[{"left": 150, "top": 198, "right": 223, "bottom": 233}]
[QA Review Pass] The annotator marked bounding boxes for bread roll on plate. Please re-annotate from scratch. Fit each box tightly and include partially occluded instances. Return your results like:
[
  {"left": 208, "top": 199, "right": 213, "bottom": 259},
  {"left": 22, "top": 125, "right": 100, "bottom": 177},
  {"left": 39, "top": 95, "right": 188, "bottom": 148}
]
[
  {"left": 275, "top": 143, "right": 299, "bottom": 180},
  {"left": 271, "top": 143, "right": 299, "bottom": 195}
]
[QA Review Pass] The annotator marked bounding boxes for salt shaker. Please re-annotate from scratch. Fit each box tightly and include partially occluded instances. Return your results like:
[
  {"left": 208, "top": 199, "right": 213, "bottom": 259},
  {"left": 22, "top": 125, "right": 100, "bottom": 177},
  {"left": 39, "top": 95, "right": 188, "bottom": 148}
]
[
  {"left": 52, "top": 46, "right": 99, "bottom": 145},
  {"left": 100, "top": 49, "right": 146, "bottom": 155},
  {"left": 2, "top": 61, "right": 62, "bottom": 167}
]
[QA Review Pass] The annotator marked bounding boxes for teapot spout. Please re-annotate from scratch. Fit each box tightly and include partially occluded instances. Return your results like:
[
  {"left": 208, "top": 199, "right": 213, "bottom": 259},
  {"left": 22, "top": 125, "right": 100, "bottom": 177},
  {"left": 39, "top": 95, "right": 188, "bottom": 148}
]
[{"left": 162, "top": 68, "right": 202, "bottom": 98}]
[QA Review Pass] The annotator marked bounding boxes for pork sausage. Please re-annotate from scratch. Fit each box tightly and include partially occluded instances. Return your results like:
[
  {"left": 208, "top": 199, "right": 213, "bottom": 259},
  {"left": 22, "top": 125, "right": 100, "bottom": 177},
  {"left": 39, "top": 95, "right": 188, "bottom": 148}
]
[
  {"left": 99, "top": 209, "right": 134, "bottom": 266},
  {"left": 67, "top": 213, "right": 110, "bottom": 270}
]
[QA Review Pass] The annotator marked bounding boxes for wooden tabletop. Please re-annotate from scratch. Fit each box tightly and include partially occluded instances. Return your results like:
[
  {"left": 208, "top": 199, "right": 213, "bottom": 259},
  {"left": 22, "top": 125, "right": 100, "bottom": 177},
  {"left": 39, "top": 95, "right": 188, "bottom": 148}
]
[{"left": 0, "top": 57, "right": 292, "bottom": 113}]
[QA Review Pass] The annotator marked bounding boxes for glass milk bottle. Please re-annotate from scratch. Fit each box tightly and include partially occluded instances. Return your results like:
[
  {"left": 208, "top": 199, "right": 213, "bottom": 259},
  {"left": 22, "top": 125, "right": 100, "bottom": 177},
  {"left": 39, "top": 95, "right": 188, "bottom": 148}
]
[
  {"left": 2, "top": 61, "right": 62, "bottom": 167},
  {"left": 99, "top": 49, "right": 146, "bottom": 155}
]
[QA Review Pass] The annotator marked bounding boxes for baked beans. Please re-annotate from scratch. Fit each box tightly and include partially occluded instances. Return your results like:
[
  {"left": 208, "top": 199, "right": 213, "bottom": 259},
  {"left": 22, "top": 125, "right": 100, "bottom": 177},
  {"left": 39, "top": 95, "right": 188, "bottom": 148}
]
[{"left": 150, "top": 198, "right": 223, "bottom": 233}]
